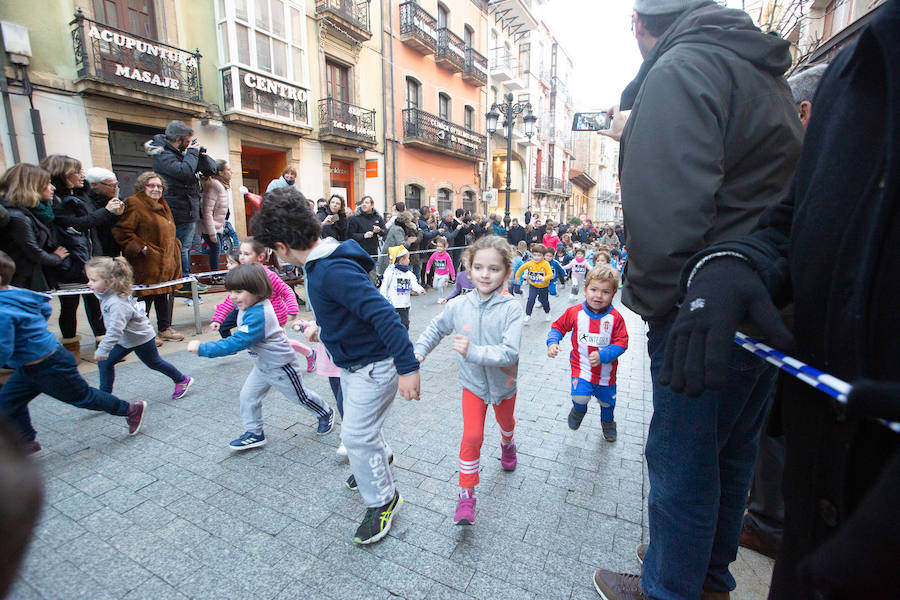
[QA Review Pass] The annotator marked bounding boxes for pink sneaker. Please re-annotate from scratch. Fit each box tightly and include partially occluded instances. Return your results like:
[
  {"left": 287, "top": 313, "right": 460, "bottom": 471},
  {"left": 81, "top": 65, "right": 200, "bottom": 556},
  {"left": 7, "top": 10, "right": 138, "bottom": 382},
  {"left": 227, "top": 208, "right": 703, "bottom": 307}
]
[
  {"left": 306, "top": 348, "right": 317, "bottom": 373},
  {"left": 126, "top": 401, "right": 146, "bottom": 436},
  {"left": 453, "top": 490, "right": 476, "bottom": 525},
  {"left": 172, "top": 376, "right": 193, "bottom": 399},
  {"left": 500, "top": 440, "right": 517, "bottom": 471}
]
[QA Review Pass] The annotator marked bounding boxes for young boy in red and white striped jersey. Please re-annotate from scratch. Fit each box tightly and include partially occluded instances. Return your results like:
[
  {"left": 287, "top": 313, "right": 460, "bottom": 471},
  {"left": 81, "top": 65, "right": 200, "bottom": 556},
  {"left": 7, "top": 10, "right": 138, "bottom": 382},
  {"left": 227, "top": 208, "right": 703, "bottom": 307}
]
[{"left": 546, "top": 264, "right": 628, "bottom": 441}]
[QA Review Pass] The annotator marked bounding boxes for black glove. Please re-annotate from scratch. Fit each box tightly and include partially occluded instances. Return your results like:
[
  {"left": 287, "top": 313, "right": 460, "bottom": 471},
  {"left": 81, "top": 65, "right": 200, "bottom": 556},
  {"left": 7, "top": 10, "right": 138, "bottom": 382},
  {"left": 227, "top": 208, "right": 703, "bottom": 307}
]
[{"left": 659, "top": 257, "right": 794, "bottom": 397}]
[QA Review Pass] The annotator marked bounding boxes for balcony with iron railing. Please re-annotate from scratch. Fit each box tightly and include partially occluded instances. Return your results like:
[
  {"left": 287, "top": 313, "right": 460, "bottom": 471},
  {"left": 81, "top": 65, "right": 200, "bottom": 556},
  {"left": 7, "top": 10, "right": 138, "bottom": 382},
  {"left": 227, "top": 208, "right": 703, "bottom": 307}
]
[
  {"left": 435, "top": 28, "right": 466, "bottom": 73},
  {"left": 489, "top": 50, "right": 525, "bottom": 89},
  {"left": 535, "top": 176, "right": 571, "bottom": 195},
  {"left": 399, "top": 1, "right": 438, "bottom": 55},
  {"left": 316, "top": 0, "right": 371, "bottom": 41},
  {"left": 402, "top": 107, "right": 486, "bottom": 161},
  {"left": 70, "top": 9, "right": 203, "bottom": 108},
  {"left": 462, "top": 46, "right": 487, "bottom": 86},
  {"left": 318, "top": 97, "right": 376, "bottom": 146}
]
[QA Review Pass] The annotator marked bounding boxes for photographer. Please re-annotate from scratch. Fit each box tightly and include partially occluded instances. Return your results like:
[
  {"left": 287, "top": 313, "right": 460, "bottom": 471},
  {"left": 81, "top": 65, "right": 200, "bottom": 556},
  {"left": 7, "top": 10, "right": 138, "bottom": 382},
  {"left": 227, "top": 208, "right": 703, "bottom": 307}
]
[{"left": 144, "top": 120, "right": 205, "bottom": 285}]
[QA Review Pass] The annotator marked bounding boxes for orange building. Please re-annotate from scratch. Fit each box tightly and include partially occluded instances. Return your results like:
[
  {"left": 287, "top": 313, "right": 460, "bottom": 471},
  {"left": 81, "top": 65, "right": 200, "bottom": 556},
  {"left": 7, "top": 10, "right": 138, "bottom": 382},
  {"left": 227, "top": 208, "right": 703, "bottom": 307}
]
[{"left": 382, "top": 0, "right": 489, "bottom": 216}]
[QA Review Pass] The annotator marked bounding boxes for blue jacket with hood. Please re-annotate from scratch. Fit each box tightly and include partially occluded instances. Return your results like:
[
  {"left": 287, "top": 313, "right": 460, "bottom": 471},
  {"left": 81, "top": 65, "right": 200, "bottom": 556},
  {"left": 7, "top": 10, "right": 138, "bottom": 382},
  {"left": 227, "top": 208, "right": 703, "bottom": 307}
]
[
  {"left": 0, "top": 287, "right": 61, "bottom": 368},
  {"left": 304, "top": 238, "right": 418, "bottom": 375}
]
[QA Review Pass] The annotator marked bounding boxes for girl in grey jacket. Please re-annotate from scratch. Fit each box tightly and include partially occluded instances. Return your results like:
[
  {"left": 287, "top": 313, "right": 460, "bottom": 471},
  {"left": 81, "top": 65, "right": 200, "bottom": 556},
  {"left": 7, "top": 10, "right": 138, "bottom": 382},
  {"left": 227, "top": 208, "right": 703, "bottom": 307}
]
[
  {"left": 414, "top": 236, "right": 524, "bottom": 526},
  {"left": 86, "top": 257, "right": 192, "bottom": 398}
]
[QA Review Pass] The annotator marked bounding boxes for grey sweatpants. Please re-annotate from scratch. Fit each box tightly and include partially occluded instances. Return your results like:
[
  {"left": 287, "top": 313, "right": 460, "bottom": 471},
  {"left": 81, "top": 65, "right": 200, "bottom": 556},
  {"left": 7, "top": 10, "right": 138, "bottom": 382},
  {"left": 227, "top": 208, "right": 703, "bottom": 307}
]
[
  {"left": 240, "top": 357, "right": 331, "bottom": 434},
  {"left": 340, "top": 358, "right": 398, "bottom": 507}
]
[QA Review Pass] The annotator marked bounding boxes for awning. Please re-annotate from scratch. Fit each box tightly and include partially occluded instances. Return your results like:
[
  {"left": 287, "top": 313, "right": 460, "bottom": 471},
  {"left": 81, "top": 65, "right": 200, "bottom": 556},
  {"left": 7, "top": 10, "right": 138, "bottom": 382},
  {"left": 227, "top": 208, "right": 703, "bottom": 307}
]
[{"left": 488, "top": 0, "right": 539, "bottom": 41}]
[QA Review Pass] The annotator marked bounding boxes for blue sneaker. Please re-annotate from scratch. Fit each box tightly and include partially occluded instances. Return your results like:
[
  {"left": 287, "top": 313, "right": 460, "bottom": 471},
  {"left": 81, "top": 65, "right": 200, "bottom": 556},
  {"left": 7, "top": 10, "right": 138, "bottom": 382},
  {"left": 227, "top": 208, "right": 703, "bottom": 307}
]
[
  {"left": 317, "top": 409, "right": 335, "bottom": 435},
  {"left": 229, "top": 430, "right": 266, "bottom": 451}
]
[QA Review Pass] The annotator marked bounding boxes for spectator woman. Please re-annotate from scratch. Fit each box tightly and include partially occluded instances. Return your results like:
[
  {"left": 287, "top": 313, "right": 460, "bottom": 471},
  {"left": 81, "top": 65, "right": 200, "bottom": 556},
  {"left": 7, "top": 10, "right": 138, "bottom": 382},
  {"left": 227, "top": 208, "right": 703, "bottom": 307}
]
[
  {"left": 347, "top": 195, "right": 385, "bottom": 260},
  {"left": 43, "top": 155, "right": 124, "bottom": 355},
  {"left": 525, "top": 224, "right": 539, "bottom": 247},
  {"left": 377, "top": 211, "right": 418, "bottom": 276},
  {"left": 199, "top": 159, "right": 231, "bottom": 272},
  {"left": 600, "top": 227, "right": 620, "bottom": 249},
  {"left": 317, "top": 194, "right": 348, "bottom": 241},
  {"left": 0, "top": 163, "right": 68, "bottom": 291},
  {"left": 113, "top": 172, "right": 184, "bottom": 343}
]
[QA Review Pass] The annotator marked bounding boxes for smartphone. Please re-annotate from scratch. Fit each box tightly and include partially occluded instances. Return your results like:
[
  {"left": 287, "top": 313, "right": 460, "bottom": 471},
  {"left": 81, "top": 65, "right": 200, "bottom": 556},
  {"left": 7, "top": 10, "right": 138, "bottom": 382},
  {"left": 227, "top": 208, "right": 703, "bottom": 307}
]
[{"left": 572, "top": 112, "right": 611, "bottom": 131}]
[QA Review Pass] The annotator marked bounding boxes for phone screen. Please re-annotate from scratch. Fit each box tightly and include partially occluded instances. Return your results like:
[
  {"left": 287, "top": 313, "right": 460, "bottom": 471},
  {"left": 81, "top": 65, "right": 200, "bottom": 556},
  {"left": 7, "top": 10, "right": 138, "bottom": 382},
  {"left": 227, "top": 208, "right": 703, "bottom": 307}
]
[{"left": 572, "top": 112, "right": 611, "bottom": 131}]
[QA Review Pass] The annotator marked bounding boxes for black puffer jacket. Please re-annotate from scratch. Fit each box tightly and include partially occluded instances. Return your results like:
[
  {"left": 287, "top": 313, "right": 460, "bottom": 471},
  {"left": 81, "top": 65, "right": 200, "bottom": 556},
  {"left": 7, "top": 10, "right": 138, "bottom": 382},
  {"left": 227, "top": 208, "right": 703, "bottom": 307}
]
[
  {"left": 145, "top": 133, "right": 200, "bottom": 225},
  {"left": 0, "top": 201, "right": 62, "bottom": 290},
  {"left": 52, "top": 184, "right": 120, "bottom": 258},
  {"left": 316, "top": 206, "right": 348, "bottom": 241},
  {"left": 347, "top": 207, "right": 385, "bottom": 257}
]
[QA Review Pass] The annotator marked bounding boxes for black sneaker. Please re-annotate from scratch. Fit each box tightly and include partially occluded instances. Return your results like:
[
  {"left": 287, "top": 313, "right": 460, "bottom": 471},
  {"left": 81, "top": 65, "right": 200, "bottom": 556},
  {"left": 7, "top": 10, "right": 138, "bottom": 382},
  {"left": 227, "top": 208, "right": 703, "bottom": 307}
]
[
  {"left": 353, "top": 490, "right": 402, "bottom": 545},
  {"left": 346, "top": 454, "right": 393, "bottom": 490},
  {"left": 567, "top": 406, "right": 587, "bottom": 430},
  {"left": 601, "top": 420, "right": 618, "bottom": 442}
]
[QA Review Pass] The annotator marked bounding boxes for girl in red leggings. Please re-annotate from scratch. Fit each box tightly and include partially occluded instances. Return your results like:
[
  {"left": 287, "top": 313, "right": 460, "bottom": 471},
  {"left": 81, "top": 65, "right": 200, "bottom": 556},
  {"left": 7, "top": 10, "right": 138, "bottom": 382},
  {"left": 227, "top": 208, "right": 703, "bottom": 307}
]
[{"left": 414, "top": 237, "right": 525, "bottom": 525}]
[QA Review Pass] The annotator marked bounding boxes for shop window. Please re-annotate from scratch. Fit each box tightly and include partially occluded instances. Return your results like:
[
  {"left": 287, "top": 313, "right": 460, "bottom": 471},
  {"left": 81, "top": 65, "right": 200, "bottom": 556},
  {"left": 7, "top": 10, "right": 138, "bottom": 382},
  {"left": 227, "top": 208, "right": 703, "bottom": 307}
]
[
  {"left": 437, "top": 188, "right": 452, "bottom": 215},
  {"left": 404, "top": 184, "right": 423, "bottom": 211},
  {"left": 93, "top": 0, "right": 158, "bottom": 39},
  {"left": 405, "top": 77, "right": 420, "bottom": 110},
  {"left": 439, "top": 93, "right": 451, "bottom": 121}
]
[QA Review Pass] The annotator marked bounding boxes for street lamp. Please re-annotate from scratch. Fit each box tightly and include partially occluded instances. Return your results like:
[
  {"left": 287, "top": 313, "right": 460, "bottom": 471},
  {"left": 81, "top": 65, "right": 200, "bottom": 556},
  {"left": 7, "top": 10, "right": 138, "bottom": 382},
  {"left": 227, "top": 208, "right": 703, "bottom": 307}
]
[{"left": 486, "top": 92, "right": 535, "bottom": 229}]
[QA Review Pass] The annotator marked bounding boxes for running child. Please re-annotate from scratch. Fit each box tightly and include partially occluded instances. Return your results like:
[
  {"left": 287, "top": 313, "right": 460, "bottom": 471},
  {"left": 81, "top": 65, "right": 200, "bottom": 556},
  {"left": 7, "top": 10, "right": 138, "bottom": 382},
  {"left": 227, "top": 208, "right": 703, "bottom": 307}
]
[
  {"left": 188, "top": 263, "right": 334, "bottom": 450},
  {"left": 414, "top": 236, "right": 523, "bottom": 525},
  {"left": 250, "top": 187, "right": 419, "bottom": 545},
  {"left": 380, "top": 245, "right": 425, "bottom": 329},
  {"left": 515, "top": 245, "right": 554, "bottom": 322},
  {"left": 86, "top": 257, "right": 193, "bottom": 398},
  {"left": 566, "top": 247, "right": 592, "bottom": 297},
  {"left": 211, "top": 238, "right": 317, "bottom": 371},
  {"left": 546, "top": 264, "right": 628, "bottom": 441},
  {"left": 293, "top": 318, "right": 346, "bottom": 457},
  {"left": 425, "top": 236, "right": 455, "bottom": 302},
  {"left": 547, "top": 248, "right": 568, "bottom": 297},
  {"left": 509, "top": 242, "right": 527, "bottom": 296},
  {"left": 0, "top": 251, "right": 145, "bottom": 452},
  {"left": 441, "top": 247, "right": 475, "bottom": 304}
]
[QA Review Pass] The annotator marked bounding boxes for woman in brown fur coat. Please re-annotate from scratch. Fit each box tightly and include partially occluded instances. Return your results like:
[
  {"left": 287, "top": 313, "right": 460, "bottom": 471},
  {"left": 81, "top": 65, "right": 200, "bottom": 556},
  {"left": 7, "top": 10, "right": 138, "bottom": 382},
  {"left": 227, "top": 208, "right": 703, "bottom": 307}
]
[{"left": 113, "top": 171, "right": 184, "bottom": 342}]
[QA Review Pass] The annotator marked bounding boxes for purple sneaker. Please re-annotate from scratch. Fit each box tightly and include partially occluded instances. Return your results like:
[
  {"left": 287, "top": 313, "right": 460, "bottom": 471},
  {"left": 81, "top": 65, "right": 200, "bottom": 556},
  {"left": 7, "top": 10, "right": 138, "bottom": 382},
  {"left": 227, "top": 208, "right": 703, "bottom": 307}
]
[
  {"left": 453, "top": 490, "right": 476, "bottom": 525},
  {"left": 126, "top": 401, "right": 146, "bottom": 436},
  {"left": 172, "top": 376, "right": 193, "bottom": 399},
  {"left": 306, "top": 348, "right": 317, "bottom": 373},
  {"left": 500, "top": 439, "right": 517, "bottom": 471},
  {"left": 23, "top": 440, "right": 42, "bottom": 455}
]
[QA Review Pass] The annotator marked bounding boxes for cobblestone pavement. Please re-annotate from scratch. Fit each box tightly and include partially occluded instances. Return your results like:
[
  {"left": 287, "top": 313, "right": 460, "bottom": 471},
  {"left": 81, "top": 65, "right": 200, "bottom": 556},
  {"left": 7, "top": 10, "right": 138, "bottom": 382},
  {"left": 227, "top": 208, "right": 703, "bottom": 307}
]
[{"left": 8, "top": 285, "right": 773, "bottom": 599}]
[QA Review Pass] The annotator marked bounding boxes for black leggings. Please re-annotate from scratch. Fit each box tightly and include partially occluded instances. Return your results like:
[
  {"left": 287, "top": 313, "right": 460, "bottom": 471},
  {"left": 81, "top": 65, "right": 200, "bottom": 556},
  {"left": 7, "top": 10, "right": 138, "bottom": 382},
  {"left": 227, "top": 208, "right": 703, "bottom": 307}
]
[
  {"left": 59, "top": 293, "right": 105, "bottom": 339},
  {"left": 142, "top": 293, "right": 173, "bottom": 332}
]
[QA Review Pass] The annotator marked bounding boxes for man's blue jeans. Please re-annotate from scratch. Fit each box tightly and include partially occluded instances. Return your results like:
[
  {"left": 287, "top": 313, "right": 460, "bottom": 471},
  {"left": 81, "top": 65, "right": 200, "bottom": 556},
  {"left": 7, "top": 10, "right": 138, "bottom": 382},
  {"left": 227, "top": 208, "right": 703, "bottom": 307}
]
[
  {"left": 642, "top": 319, "right": 777, "bottom": 600},
  {"left": 174, "top": 221, "right": 197, "bottom": 277}
]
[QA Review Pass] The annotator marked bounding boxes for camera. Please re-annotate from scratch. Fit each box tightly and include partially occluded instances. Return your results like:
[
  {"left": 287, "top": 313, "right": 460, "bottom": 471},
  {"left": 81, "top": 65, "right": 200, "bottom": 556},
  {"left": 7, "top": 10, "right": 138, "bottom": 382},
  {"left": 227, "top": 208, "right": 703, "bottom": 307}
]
[{"left": 199, "top": 146, "right": 207, "bottom": 153}]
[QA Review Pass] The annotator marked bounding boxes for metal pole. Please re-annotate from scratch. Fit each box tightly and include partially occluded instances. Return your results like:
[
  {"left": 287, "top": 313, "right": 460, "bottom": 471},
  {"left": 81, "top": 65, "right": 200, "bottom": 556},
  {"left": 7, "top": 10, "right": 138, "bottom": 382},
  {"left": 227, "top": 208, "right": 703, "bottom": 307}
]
[{"left": 503, "top": 92, "right": 513, "bottom": 230}]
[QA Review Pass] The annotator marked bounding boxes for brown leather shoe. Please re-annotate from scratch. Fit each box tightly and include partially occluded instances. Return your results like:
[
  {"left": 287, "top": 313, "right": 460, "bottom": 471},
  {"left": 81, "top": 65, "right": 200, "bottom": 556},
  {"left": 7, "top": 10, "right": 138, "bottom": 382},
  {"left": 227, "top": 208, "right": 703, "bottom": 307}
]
[
  {"left": 592, "top": 569, "right": 646, "bottom": 600},
  {"left": 60, "top": 337, "right": 81, "bottom": 365},
  {"left": 157, "top": 328, "right": 184, "bottom": 341},
  {"left": 739, "top": 522, "right": 779, "bottom": 559},
  {"left": 636, "top": 543, "right": 647, "bottom": 566}
]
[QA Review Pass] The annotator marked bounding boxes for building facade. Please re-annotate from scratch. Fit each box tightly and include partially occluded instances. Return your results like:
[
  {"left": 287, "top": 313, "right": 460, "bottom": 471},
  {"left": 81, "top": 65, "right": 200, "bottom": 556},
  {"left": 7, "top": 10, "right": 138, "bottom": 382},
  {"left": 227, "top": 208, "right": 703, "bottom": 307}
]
[{"left": 572, "top": 128, "right": 620, "bottom": 225}]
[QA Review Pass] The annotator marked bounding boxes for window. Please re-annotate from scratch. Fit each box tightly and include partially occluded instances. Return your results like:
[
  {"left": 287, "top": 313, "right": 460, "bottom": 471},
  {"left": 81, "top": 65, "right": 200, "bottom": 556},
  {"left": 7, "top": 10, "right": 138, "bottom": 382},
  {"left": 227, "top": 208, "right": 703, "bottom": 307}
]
[
  {"left": 464, "top": 105, "right": 474, "bottom": 130},
  {"left": 437, "top": 3, "right": 449, "bottom": 29},
  {"left": 93, "top": 0, "right": 158, "bottom": 38},
  {"left": 404, "top": 185, "right": 422, "bottom": 211},
  {"left": 437, "top": 188, "right": 452, "bottom": 215},
  {"left": 462, "top": 191, "right": 476, "bottom": 214},
  {"left": 439, "top": 93, "right": 450, "bottom": 121},
  {"left": 326, "top": 60, "right": 350, "bottom": 102},
  {"left": 405, "top": 77, "right": 420, "bottom": 110},
  {"left": 464, "top": 25, "right": 473, "bottom": 49}
]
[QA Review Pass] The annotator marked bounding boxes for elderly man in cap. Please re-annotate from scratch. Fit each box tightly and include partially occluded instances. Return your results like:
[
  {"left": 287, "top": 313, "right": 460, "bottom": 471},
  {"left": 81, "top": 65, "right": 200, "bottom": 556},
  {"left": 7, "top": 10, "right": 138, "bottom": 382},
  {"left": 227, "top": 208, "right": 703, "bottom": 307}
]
[
  {"left": 84, "top": 167, "right": 125, "bottom": 256},
  {"left": 591, "top": 1, "right": 803, "bottom": 599}
]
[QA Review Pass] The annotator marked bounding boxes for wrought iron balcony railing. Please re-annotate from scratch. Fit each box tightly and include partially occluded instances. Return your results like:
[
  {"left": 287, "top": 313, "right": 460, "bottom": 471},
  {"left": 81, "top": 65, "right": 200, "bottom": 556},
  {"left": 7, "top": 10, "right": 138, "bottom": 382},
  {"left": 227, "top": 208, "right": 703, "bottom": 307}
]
[
  {"left": 462, "top": 47, "right": 487, "bottom": 86},
  {"left": 316, "top": 0, "right": 371, "bottom": 41},
  {"left": 435, "top": 28, "right": 466, "bottom": 73},
  {"left": 536, "top": 176, "right": 571, "bottom": 194},
  {"left": 402, "top": 107, "right": 486, "bottom": 161},
  {"left": 318, "top": 97, "right": 376, "bottom": 146},
  {"left": 399, "top": 1, "right": 438, "bottom": 55},
  {"left": 70, "top": 10, "right": 202, "bottom": 104}
]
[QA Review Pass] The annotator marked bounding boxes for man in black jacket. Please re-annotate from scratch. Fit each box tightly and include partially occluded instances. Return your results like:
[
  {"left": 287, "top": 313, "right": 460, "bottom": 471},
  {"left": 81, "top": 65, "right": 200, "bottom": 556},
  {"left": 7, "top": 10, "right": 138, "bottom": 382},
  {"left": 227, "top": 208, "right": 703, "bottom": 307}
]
[
  {"left": 84, "top": 168, "right": 124, "bottom": 257},
  {"left": 659, "top": 2, "right": 900, "bottom": 597},
  {"left": 145, "top": 120, "right": 201, "bottom": 279},
  {"left": 506, "top": 218, "right": 526, "bottom": 246}
]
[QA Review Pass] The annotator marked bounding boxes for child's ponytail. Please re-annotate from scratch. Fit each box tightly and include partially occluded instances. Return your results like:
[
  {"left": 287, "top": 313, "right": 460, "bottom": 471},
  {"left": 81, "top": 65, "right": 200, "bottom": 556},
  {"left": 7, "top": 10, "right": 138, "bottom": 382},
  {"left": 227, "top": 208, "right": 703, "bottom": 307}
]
[{"left": 86, "top": 256, "right": 134, "bottom": 296}]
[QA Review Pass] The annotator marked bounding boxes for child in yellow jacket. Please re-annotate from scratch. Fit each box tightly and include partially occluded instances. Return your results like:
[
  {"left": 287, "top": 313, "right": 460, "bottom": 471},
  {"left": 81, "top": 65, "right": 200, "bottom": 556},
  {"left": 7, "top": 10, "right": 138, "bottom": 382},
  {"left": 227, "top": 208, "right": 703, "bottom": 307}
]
[{"left": 514, "top": 244, "right": 554, "bottom": 323}]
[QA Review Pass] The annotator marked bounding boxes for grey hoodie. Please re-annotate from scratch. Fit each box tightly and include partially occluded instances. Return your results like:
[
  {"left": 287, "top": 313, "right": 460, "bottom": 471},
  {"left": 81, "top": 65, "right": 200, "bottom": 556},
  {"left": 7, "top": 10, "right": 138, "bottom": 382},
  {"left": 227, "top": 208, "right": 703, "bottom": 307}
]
[
  {"left": 95, "top": 291, "right": 157, "bottom": 356},
  {"left": 415, "top": 289, "right": 523, "bottom": 404}
]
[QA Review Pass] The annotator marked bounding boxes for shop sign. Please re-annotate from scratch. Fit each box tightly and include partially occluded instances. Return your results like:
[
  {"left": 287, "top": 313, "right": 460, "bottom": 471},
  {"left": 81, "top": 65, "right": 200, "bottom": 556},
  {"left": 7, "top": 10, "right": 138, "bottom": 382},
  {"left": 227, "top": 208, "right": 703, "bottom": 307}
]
[
  {"left": 366, "top": 160, "right": 378, "bottom": 178},
  {"left": 87, "top": 25, "right": 198, "bottom": 91},
  {"left": 242, "top": 72, "right": 309, "bottom": 102},
  {"left": 428, "top": 118, "right": 482, "bottom": 151},
  {"left": 330, "top": 118, "right": 376, "bottom": 139}
]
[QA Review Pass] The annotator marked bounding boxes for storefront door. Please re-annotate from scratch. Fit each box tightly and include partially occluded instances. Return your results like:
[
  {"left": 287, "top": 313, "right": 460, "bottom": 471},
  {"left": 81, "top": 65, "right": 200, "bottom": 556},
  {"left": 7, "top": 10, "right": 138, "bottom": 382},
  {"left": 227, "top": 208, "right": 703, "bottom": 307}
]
[
  {"left": 329, "top": 159, "right": 354, "bottom": 210},
  {"left": 108, "top": 122, "right": 158, "bottom": 199}
]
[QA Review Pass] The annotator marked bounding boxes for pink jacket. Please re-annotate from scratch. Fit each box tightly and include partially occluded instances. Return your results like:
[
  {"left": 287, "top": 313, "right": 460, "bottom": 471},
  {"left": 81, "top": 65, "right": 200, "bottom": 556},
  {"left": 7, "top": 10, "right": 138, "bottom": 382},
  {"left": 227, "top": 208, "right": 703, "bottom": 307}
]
[
  {"left": 212, "top": 267, "right": 298, "bottom": 326},
  {"left": 426, "top": 250, "right": 455, "bottom": 278},
  {"left": 542, "top": 233, "right": 561, "bottom": 249},
  {"left": 199, "top": 179, "right": 229, "bottom": 236}
]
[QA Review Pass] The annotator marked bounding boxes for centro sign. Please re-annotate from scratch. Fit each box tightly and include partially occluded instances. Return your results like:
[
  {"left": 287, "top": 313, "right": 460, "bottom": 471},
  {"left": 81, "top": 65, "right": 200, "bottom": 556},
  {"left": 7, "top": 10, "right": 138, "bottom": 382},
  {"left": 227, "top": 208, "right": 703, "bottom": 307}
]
[{"left": 243, "top": 72, "right": 309, "bottom": 102}]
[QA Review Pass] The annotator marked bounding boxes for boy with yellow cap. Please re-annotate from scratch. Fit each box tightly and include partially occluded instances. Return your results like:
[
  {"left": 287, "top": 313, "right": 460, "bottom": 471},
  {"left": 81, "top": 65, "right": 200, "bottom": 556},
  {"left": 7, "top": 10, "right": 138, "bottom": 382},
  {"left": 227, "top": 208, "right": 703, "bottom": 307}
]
[{"left": 380, "top": 245, "right": 425, "bottom": 329}]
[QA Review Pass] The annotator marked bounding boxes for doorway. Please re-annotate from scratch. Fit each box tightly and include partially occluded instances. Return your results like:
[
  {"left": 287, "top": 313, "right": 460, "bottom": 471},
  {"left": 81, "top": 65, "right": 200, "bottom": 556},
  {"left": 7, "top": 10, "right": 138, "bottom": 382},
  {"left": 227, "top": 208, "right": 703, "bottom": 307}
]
[
  {"left": 329, "top": 158, "right": 355, "bottom": 211},
  {"left": 241, "top": 145, "right": 286, "bottom": 230},
  {"left": 108, "top": 121, "right": 158, "bottom": 199}
]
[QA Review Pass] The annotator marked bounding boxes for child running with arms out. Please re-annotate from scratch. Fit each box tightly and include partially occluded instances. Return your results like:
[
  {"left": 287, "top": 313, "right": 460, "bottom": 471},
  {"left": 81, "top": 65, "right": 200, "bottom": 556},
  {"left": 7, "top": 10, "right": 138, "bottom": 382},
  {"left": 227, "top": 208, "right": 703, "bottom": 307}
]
[
  {"left": 86, "top": 257, "right": 193, "bottom": 398},
  {"left": 515, "top": 244, "right": 554, "bottom": 323},
  {"left": 546, "top": 264, "right": 628, "bottom": 441},
  {"left": 380, "top": 245, "right": 425, "bottom": 329},
  {"left": 414, "top": 236, "right": 524, "bottom": 525},
  {"left": 250, "top": 188, "right": 420, "bottom": 546},
  {"left": 188, "top": 263, "right": 334, "bottom": 450},
  {"left": 0, "top": 251, "right": 145, "bottom": 453},
  {"left": 425, "top": 236, "right": 455, "bottom": 302}
]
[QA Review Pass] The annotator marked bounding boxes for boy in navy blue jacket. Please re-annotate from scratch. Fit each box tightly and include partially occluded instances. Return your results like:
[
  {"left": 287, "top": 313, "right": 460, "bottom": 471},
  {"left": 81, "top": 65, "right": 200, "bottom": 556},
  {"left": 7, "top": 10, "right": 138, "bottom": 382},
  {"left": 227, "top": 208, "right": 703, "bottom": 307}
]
[
  {"left": 251, "top": 188, "right": 420, "bottom": 546},
  {"left": 0, "top": 251, "right": 145, "bottom": 453}
]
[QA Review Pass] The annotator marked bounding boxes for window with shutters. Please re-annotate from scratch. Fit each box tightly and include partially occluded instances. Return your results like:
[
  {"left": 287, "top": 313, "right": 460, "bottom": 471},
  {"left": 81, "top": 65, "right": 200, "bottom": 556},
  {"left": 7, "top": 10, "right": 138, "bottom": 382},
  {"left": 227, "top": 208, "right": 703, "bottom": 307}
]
[
  {"left": 93, "top": 0, "right": 157, "bottom": 39},
  {"left": 439, "top": 93, "right": 450, "bottom": 121},
  {"left": 326, "top": 60, "right": 350, "bottom": 102}
]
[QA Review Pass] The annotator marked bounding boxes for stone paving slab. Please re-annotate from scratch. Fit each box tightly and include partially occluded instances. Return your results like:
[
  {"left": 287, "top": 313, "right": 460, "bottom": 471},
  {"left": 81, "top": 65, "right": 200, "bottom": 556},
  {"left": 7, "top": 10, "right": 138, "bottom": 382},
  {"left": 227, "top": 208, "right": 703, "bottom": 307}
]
[{"left": 8, "top": 285, "right": 772, "bottom": 599}]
